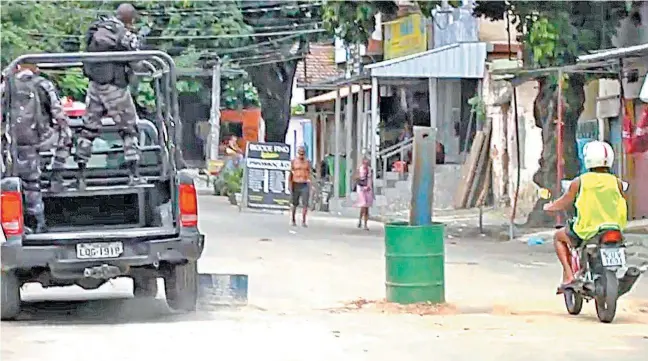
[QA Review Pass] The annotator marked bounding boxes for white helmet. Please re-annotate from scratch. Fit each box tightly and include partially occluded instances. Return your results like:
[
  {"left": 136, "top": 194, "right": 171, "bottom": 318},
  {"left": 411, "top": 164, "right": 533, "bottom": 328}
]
[{"left": 583, "top": 140, "right": 614, "bottom": 170}]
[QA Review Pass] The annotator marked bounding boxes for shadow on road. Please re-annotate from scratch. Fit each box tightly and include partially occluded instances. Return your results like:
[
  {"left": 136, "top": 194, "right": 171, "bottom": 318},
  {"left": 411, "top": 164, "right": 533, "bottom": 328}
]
[{"left": 10, "top": 297, "right": 236, "bottom": 325}]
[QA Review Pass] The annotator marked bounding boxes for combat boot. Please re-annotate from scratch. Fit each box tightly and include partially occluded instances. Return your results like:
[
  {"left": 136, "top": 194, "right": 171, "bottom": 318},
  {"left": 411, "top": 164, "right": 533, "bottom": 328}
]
[
  {"left": 74, "top": 162, "right": 88, "bottom": 191},
  {"left": 25, "top": 213, "right": 48, "bottom": 234},
  {"left": 34, "top": 213, "right": 47, "bottom": 233},
  {"left": 49, "top": 171, "right": 66, "bottom": 193},
  {"left": 127, "top": 160, "right": 145, "bottom": 186}
]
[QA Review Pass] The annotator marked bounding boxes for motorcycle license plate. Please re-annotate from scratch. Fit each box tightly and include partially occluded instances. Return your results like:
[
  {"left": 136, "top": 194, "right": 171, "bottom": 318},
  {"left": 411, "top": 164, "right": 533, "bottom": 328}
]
[{"left": 600, "top": 247, "right": 626, "bottom": 267}]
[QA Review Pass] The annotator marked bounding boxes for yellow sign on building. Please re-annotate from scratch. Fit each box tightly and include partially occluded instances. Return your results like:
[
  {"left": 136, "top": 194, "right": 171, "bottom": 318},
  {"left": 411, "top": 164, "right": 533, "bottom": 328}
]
[{"left": 383, "top": 13, "right": 428, "bottom": 60}]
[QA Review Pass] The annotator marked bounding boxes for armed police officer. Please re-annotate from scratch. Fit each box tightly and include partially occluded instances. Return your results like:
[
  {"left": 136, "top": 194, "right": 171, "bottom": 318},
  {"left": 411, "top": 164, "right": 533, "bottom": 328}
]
[
  {"left": 77, "top": 3, "right": 142, "bottom": 186},
  {"left": 7, "top": 64, "right": 73, "bottom": 233}
]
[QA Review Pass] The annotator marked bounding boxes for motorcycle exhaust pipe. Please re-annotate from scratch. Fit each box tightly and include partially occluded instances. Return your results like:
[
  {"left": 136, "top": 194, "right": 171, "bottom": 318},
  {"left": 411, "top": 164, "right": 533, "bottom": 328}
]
[{"left": 618, "top": 266, "right": 642, "bottom": 297}]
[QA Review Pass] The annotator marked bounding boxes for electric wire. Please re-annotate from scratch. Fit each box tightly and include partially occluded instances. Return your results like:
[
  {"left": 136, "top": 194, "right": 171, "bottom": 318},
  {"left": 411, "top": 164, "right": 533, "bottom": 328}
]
[{"left": 27, "top": 28, "right": 325, "bottom": 40}]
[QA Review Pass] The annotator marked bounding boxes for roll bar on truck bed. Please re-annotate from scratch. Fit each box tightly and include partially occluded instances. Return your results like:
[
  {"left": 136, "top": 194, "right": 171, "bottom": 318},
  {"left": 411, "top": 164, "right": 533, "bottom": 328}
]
[{"left": 1, "top": 50, "right": 184, "bottom": 182}]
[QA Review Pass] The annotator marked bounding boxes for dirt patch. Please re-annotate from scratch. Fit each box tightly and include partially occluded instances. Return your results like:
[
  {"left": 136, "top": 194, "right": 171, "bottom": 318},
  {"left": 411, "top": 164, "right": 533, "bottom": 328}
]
[{"left": 328, "top": 298, "right": 458, "bottom": 316}]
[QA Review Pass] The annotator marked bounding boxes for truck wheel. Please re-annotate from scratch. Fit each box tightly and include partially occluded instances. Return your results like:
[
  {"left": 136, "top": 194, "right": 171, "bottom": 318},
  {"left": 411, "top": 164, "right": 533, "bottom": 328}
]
[
  {"left": 133, "top": 276, "right": 158, "bottom": 298},
  {"left": 1, "top": 271, "right": 21, "bottom": 320},
  {"left": 164, "top": 261, "right": 198, "bottom": 312}
]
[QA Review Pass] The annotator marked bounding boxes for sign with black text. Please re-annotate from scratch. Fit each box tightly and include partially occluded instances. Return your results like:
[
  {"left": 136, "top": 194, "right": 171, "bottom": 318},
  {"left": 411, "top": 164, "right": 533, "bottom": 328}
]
[{"left": 244, "top": 142, "right": 292, "bottom": 210}]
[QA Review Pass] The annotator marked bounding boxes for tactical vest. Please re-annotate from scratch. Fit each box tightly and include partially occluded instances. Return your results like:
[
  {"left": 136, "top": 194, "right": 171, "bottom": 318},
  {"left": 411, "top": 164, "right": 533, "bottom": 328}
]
[
  {"left": 83, "top": 18, "right": 129, "bottom": 88},
  {"left": 9, "top": 75, "right": 51, "bottom": 147}
]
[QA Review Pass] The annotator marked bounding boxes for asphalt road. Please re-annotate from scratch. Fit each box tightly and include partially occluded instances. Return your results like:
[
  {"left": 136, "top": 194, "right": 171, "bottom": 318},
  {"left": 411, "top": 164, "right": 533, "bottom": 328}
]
[{"left": 1, "top": 195, "right": 647, "bottom": 361}]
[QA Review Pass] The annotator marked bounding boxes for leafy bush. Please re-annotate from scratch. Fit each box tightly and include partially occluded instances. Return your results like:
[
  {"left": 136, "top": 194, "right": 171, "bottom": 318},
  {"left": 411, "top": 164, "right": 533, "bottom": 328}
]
[{"left": 223, "top": 167, "right": 244, "bottom": 194}]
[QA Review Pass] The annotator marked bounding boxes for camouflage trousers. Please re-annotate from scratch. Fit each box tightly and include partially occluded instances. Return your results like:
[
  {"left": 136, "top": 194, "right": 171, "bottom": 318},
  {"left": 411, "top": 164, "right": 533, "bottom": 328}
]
[
  {"left": 39, "top": 125, "right": 73, "bottom": 169},
  {"left": 76, "top": 82, "right": 139, "bottom": 163},
  {"left": 15, "top": 147, "right": 44, "bottom": 216}
]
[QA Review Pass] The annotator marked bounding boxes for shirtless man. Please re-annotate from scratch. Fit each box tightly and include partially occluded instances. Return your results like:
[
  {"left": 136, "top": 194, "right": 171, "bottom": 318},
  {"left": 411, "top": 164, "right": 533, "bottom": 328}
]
[{"left": 289, "top": 146, "right": 311, "bottom": 227}]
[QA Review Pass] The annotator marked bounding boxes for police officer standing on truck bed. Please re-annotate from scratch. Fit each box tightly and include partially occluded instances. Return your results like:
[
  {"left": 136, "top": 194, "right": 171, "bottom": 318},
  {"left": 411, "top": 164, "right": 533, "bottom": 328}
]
[
  {"left": 77, "top": 3, "right": 143, "bottom": 187},
  {"left": 7, "top": 64, "right": 73, "bottom": 233}
]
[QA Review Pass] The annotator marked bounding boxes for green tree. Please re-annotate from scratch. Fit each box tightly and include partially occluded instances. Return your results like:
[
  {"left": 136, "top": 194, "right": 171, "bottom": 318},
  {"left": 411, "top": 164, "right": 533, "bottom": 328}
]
[
  {"left": 470, "top": 1, "right": 637, "bottom": 225},
  {"left": 1, "top": 0, "right": 317, "bottom": 140}
]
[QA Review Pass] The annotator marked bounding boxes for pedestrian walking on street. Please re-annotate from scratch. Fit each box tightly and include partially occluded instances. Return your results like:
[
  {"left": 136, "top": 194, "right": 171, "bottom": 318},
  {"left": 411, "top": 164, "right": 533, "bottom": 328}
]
[
  {"left": 289, "top": 145, "right": 311, "bottom": 227},
  {"left": 76, "top": 3, "right": 143, "bottom": 187},
  {"left": 354, "top": 157, "right": 374, "bottom": 230}
]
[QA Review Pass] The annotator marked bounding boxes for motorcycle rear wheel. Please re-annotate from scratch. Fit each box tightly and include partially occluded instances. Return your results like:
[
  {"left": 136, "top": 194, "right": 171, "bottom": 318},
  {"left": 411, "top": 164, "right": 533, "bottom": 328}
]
[
  {"left": 595, "top": 269, "right": 619, "bottom": 323},
  {"left": 563, "top": 289, "right": 583, "bottom": 315}
]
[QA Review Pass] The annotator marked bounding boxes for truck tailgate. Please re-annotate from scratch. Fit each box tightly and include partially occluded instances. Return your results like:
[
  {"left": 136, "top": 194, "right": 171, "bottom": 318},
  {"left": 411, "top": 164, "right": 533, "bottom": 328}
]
[{"left": 24, "top": 226, "right": 179, "bottom": 245}]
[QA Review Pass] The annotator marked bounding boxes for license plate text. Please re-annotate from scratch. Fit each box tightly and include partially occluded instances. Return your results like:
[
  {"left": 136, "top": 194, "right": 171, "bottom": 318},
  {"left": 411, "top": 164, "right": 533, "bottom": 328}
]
[
  {"left": 600, "top": 247, "right": 626, "bottom": 267},
  {"left": 76, "top": 242, "right": 124, "bottom": 259}
]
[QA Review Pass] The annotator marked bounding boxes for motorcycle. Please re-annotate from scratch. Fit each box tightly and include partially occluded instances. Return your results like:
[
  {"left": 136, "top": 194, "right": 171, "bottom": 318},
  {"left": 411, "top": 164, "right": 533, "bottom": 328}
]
[{"left": 540, "top": 179, "right": 647, "bottom": 323}]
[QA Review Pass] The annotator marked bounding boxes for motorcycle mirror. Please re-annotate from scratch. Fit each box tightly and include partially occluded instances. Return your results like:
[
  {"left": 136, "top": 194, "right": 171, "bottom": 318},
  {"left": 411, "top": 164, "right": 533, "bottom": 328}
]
[
  {"left": 622, "top": 181, "right": 629, "bottom": 192},
  {"left": 640, "top": 75, "right": 648, "bottom": 103},
  {"left": 560, "top": 179, "right": 572, "bottom": 193}
]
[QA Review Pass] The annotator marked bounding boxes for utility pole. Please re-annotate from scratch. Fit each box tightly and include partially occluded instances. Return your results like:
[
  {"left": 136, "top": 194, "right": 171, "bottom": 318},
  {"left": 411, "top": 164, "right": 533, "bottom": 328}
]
[{"left": 208, "top": 61, "right": 221, "bottom": 171}]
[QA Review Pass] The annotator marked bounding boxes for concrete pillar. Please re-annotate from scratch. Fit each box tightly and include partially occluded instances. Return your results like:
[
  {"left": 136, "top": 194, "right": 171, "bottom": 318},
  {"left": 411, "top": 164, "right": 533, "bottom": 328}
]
[
  {"left": 312, "top": 114, "right": 318, "bottom": 175},
  {"left": 334, "top": 88, "right": 342, "bottom": 199},
  {"left": 370, "top": 77, "right": 379, "bottom": 186},
  {"left": 345, "top": 84, "right": 354, "bottom": 200},
  {"left": 428, "top": 78, "right": 438, "bottom": 128},
  {"left": 356, "top": 85, "right": 364, "bottom": 165}
]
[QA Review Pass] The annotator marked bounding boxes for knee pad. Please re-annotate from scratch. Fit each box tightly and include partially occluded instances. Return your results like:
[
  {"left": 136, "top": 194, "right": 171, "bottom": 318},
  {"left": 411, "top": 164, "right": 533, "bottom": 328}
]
[{"left": 75, "top": 138, "right": 93, "bottom": 161}]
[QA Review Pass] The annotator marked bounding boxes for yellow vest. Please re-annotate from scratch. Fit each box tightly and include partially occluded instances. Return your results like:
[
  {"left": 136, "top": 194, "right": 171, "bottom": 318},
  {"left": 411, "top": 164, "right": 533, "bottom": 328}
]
[{"left": 573, "top": 172, "right": 627, "bottom": 240}]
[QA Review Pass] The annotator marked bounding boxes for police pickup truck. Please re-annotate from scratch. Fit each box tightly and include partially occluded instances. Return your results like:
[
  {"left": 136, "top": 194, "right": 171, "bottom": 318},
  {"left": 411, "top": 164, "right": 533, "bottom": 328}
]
[{"left": 1, "top": 51, "right": 204, "bottom": 320}]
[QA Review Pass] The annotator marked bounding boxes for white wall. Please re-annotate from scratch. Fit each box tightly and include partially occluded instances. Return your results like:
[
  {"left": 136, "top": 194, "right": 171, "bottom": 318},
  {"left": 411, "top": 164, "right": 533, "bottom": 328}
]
[
  {"left": 285, "top": 117, "right": 308, "bottom": 159},
  {"left": 290, "top": 77, "right": 305, "bottom": 107}
]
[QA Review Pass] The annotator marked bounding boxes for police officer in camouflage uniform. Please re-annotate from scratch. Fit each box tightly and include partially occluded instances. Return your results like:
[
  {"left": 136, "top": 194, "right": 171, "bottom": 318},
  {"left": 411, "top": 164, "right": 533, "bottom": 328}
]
[
  {"left": 77, "top": 3, "right": 142, "bottom": 185},
  {"left": 9, "top": 64, "right": 72, "bottom": 233}
]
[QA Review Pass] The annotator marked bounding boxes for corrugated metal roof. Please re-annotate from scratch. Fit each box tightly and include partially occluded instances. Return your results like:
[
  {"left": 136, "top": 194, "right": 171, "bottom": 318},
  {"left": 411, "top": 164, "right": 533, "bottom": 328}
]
[
  {"left": 366, "top": 42, "right": 487, "bottom": 79},
  {"left": 301, "top": 85, "right": 372, "bottom": 105},
  {"left": 578, "top": 43, "right": 648, "bottom": 63}
]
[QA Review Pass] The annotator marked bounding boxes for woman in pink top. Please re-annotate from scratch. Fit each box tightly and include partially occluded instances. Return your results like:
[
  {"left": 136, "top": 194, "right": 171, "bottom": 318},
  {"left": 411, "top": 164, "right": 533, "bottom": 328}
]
[{"left": 354, "top": 157, "right": 374, "bottom": 230}]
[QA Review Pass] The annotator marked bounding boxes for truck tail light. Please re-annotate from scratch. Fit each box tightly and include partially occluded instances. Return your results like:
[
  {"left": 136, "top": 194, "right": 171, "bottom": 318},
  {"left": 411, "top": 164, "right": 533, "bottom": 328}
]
[
  {"left": 1, "top": 190, "right": 24, "bottom": 236},
  {"left": 179, "top": 183, "right": 198, "bottom": 227}
]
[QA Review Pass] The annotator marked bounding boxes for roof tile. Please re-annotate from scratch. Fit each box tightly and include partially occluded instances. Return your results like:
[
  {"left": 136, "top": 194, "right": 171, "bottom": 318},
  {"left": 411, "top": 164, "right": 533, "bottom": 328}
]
[{"left": 296, "top": 44, "right": 342, "bottom": 86}]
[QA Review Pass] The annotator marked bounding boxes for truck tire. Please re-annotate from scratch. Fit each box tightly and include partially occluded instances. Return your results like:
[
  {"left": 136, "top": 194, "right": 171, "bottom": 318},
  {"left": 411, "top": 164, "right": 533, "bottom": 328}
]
[
  {"left": 133, "top": 276, "right": 158, "bottom": 298},
  {"left": 164, "top": 261, "right": 198, "bottom": 312},
  {"left": 1, "top": 271, "right": 21, "bottom": 320}
]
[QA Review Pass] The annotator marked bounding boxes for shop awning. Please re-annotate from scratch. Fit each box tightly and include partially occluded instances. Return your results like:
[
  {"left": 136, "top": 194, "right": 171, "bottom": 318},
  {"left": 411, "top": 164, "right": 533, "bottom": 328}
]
[
  {"left": 365, "top": 42, "right": 488, "bottom": 79},
  {"left": 301, "top": 84, "right": 372, "bottom": 105},
  {"left": 578, "top": 43, "right": 648, "bottom": 63}
]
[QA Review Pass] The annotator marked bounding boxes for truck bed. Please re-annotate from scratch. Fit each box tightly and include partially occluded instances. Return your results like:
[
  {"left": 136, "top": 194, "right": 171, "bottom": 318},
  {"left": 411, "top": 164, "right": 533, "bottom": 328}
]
[
  {"left": 24, "top": 226, "right": 179, "bottom": 245},
  {"left": 27, "top": 182, "right": 176, "bottom": 244}
]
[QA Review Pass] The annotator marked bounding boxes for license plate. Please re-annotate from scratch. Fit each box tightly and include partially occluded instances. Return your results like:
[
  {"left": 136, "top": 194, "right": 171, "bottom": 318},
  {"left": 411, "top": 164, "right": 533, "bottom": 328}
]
[
  {"left": 76, "top": 242, "right": 124, "bottom": 259},
  {"left": 600, "top": 247, "right": 626, "bottom": 267}
]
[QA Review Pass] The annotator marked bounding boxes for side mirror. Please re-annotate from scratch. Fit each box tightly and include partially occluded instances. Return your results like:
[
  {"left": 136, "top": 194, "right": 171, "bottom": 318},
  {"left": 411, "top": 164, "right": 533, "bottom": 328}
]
[
  {"left": 641, "top": 75, "right": 648, "bottom": 103},
  {"left": 560, "top": 179, "right": 573, "bottom": 193}
]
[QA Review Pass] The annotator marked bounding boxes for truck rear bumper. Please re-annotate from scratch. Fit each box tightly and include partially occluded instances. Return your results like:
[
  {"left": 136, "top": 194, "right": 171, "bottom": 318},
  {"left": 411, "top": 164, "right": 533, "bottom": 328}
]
[{"left": 1, "top": 233, "right": 204, "bottom": 279}]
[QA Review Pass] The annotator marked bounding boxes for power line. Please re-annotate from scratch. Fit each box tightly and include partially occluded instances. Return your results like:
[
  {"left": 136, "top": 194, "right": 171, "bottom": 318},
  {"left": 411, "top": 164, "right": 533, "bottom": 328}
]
[
  {"left": 28, "top": 28, "right": 324, "bottom": 40},
  {"left": 239, "top": 54, "right": 306, "bottom": 68},
  {"left": 53, "top": 2, "right": 322, "bottom": 16},
  {"left": 212, "top": 33, "right": 307, "bottom": 54},
  {"left": 148, "top": 21, "right": 323, "bottom": 33},
  {"left": 226, "top": 51, "right": 305, "bottom": 63}
]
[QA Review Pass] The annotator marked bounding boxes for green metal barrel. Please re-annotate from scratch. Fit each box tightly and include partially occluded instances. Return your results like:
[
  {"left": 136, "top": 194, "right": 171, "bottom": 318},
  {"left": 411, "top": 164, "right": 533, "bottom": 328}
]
[{"left": 384, "top": 222, "right": 445, "bottom": 304}]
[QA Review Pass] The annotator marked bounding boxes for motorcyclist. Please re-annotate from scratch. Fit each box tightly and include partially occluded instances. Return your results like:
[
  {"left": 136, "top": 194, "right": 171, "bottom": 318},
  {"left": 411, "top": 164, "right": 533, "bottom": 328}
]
[{"left": 543, "top": 140, "right": 628, "bottom": 293}]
